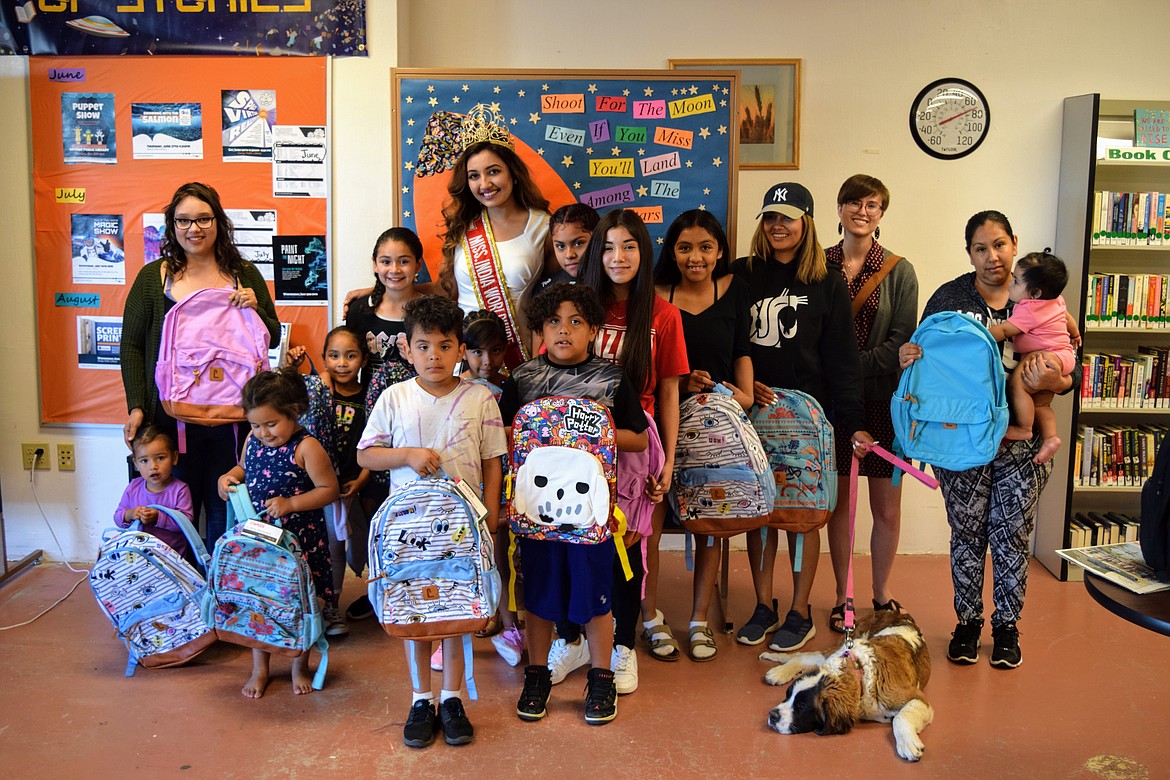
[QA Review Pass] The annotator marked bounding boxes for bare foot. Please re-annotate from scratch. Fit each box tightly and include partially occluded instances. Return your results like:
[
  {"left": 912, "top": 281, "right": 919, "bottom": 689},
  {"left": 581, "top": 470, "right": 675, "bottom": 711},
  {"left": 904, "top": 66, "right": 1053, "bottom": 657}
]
[
  {"left": 1033, "top": 436, "right": 1061, "bottom": 465},
  {"left": 290, "top": 655, "right": 314, "bottom": 695},
  {"left": 1004, "top": 425, "right": 1033, "bottom": 441},
  {"left": 243, "top": 649, "right": 270, "bottom": 699}
]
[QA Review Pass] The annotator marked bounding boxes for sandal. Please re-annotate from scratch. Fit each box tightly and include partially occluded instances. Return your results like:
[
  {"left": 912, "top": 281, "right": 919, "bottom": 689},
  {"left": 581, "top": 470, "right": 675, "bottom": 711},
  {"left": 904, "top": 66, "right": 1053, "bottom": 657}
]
[
  {"left": 873, "top": 599, "right": 903, "bottom": 613},
  {"left": 687, "top": 625, "right": 718, "bottom": 662},
  {"left": 473, "top": 614, "right": 502, "bottom": 639},
  {"left": 829, "top": 603, "right": 846, "bottom": 634},
  {"left": 641, "top": 621, "right": 681, "bottom": 662}
]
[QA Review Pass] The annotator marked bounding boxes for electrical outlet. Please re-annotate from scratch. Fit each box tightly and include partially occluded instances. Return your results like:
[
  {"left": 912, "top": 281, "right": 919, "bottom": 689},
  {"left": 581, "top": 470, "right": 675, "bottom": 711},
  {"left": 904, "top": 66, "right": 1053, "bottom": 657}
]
[
  {"left": 57, "top": 443, "right": 75, "bottom": 471},
  {"left": 21, "top": 442, "right": 51, "bottom": 470}
]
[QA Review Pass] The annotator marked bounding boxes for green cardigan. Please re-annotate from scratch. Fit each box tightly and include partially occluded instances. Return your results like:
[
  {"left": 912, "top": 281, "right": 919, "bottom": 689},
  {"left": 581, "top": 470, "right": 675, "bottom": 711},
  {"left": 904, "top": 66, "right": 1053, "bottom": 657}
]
[{"left": 120, "top": 259, "right": 280, "bottom": 422}]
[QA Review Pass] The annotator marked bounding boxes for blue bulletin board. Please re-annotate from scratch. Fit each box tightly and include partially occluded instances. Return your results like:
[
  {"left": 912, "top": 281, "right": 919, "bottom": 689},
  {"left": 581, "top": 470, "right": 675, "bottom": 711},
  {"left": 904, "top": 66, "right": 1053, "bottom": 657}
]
[{"left": 392, "top": 69, "right": 740, "bottom": 280}]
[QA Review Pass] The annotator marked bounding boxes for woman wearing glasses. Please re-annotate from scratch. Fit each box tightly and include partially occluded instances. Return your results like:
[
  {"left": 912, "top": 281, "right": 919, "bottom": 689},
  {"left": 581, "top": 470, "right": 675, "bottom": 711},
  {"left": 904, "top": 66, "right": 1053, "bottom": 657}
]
[
  {"left": 823, "top": 174, "right": 919, "bottom": 634},
  {"left": 121, "top": 182, "right": 280, "bottom": 548}
]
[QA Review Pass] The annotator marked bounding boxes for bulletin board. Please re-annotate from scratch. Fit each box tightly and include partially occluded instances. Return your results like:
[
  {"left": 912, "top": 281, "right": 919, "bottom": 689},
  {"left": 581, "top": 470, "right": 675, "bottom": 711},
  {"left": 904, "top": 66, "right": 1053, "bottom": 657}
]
[
  {"left": 392, "top": 69, "right": 740, "bottom": 281},
  {"left": 29, "top": 56, "right": 330, "bottom": 425}
]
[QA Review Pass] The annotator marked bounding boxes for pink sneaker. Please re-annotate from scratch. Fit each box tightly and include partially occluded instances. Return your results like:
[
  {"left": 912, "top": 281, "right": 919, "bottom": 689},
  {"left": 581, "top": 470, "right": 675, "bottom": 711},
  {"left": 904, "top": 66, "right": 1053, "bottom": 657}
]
[
  {"left": 430, "top": 644, "right": 443, "bottom": 672},
  {"left": 491, "top": 625, "right": 525, "bottom": 666}
]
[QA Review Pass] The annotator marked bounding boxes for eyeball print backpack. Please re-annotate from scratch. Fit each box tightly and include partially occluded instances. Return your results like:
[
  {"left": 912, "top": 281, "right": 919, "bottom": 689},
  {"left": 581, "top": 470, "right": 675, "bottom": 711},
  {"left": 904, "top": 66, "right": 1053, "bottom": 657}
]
[
  {"left": 90, "top": 507, "right": 215, "bottom": 676},
  {"left": 200, "top": 485, "right": 328, "bottom": 690},
  {"left": 154, "top": 286, "right": 271, "bottom": 427},
  {"left": 749, "top": 387, "right": 837, "bottom": 533},
  {"left": 891, "top": 311, "right": 1009, "bottom": 471},
  {"left": 671, "top": 385, "right": 775, "bottom": 537},
  {"left": 508, "top": 396, "right": 617, "bottom": 545}
]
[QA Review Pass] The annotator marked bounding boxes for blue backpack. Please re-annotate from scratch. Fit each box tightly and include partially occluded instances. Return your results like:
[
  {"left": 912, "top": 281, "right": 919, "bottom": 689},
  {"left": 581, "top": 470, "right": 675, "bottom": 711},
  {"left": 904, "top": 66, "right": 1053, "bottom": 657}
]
[
  {"left": 90, "top": 507, "right": 214, "bottom": 676},
  {"left": 200, "top": 486, "right": 329, "bottom": 690},
  {"left": 891, "top": 311, "right": 1009, "bottom": 471}
]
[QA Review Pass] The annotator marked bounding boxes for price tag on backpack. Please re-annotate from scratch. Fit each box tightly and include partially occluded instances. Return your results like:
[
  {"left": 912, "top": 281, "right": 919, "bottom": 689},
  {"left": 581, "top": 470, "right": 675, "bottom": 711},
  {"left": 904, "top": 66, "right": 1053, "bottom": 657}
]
[
  {"left": 241, "top": 519, "right": 283, "bottom": 544},
  {"left": 451, "top": 478, "right": 489, "bottom": 524}
]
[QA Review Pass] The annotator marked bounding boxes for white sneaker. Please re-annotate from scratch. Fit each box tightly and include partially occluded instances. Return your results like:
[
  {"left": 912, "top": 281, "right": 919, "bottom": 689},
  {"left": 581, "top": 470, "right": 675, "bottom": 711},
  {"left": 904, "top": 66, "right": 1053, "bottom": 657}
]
[
  {"left": 491, "top": 625, "right": 525, "bottom": 667},
  {"left": 323, "top": 605, "right": 348, "bottom": 637},
  {"left": 547, "top": 637, "right": 590, "bottom": 685},
  {"left": 610, "top": 645, "right": 638, "bottom": 695}
]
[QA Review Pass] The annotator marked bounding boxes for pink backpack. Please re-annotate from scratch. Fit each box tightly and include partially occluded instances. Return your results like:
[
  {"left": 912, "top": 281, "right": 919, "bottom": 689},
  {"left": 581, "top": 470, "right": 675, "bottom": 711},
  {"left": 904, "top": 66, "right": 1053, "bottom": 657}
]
[{"left": 155, "top": 287, "right": 270, "bottom": 426}]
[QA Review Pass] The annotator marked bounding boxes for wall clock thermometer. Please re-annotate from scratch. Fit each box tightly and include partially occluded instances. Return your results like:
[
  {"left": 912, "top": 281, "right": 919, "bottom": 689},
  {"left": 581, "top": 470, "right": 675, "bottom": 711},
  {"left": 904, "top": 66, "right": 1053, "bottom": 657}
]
[{"left": 910, "top": 78, "right": 990, "bottom": 160}]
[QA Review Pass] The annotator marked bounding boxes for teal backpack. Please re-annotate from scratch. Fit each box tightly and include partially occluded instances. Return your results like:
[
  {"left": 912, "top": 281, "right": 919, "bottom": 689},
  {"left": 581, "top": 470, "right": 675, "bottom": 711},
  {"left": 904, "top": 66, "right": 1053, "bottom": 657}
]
[
  {"left": 891, "top": 311, "right": 1009, "bottom": 471},
  {"left": 200, "top": 485, "right": 329, "bottom": 690}
]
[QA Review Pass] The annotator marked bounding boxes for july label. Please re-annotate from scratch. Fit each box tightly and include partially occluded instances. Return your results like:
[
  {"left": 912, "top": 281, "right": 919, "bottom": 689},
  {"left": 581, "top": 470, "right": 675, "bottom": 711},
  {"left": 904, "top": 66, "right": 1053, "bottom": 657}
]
[{"left": 55, "top": 188, "right": 86, "bottom": 204}]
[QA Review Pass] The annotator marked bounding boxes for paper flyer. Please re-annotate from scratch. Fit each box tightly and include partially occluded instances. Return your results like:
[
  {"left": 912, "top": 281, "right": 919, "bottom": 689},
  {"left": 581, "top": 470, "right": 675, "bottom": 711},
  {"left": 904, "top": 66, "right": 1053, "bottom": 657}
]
[
  {"left": 131, "top": 102, "right": 204, "bottom": 159},
  {"left": 77, "top": 315, "right": 122, "bottom": 369},
  {"left": 222, "top": 89, "right": 277, "bottom": 161},
  {"left": 273, "top": 125, "right": 327, "bottom": 198},
  {"left": 142, "top": 213, "right": 166, "bottom": 265},
  {"left": 226, "top": 208, "right": 278, "bottom": 279},
  {"left": 62, "top": 92, "right": 116, "bottom": 164},
  {"left": 71, "top": 213, "right": 125, "bottom": 285},
  {"left": 272, "top": 234, "right": 328, "bottom": 304}
]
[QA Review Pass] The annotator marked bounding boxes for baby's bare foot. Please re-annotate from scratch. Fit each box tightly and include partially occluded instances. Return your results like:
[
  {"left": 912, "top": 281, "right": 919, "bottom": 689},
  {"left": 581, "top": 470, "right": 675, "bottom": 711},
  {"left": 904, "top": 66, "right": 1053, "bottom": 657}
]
[
  {"left": 291, "top": 656, "right": 314, "bottom": 695},
  {"left": 242, "top": 669, "right": 269, "bottom": 699},
  {"left": 1033, "top": 436, "right": 1061, "bottom": 465}
]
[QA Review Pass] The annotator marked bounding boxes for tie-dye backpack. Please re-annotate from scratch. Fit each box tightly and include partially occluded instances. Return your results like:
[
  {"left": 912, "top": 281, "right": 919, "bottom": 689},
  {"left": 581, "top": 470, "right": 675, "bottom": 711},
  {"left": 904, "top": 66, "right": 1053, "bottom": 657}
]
[
  {"left": 508, "top": 396, "right": 618, "bottom": 545},
  {"left": 749, "top": 387, "right": 837, "bottom": 533},
  {"left": 672, "top": 385, "right": 775, "bottom": 537},
  {"left": 200, "top": 485, "right": 329, "bottom": 690},
  {"left": 90, "top": 506, "right": 215, "bottom": 676}
]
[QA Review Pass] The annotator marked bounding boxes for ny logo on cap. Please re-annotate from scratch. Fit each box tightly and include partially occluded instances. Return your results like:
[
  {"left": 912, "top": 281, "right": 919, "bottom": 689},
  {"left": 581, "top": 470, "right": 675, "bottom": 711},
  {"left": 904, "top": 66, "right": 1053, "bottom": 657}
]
[{"left": 773, "top": 187, "right": 788, "bottom": 202}]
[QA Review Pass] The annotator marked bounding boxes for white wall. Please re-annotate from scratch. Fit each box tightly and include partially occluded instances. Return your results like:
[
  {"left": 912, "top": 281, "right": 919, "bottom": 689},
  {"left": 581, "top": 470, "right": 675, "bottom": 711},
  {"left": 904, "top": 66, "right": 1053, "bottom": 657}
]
[{"left": 4, "top": 0, "right": 1170, "bottom": 561}]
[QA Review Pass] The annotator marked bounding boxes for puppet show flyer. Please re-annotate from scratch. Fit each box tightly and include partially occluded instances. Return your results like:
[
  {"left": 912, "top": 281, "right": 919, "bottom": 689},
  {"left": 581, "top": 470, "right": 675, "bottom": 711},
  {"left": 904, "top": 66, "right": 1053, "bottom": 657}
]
[{"left": 62, "top": 92, "right": 116, "bottom": 164}]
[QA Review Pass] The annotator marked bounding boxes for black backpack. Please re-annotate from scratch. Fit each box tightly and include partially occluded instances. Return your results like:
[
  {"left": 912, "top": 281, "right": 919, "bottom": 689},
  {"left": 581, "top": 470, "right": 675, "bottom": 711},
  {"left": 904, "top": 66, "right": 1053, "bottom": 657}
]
[{"left": 1140, "top": 434, "right": 1170, "bottom": 582}]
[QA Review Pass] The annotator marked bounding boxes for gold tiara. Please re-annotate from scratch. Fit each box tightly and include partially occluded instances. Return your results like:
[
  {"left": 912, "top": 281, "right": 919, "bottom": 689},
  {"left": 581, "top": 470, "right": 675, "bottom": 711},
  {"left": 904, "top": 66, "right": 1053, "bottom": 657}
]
[{"left": 461, "top": 103, "right": 514, "bottom": 151}]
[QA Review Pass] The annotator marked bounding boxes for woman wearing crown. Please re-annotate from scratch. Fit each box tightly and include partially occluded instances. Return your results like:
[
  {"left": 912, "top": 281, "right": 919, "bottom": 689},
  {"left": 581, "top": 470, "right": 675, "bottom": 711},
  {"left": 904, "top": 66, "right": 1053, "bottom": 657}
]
[{"left": 437, "top": 105, "right": 554, "bottom": 370}]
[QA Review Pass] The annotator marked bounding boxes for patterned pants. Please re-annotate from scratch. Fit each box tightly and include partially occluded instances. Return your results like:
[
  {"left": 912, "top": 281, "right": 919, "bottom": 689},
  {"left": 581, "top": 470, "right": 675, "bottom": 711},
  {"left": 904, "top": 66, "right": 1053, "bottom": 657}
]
[{"left": 934, "top": 438, "right": 1052, "bottom": 628}]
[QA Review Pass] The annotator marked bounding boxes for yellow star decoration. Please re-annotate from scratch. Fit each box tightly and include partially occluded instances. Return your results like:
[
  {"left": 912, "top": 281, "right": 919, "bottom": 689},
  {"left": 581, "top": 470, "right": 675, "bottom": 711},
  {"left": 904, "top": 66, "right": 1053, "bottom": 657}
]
[
  {"left": 518, "top": 89, "right": 526, "bottom": 97},
  {"left": 407, "top": 118, "right": 415, "bottom": 126},
  {"left": 452, "top": 96, "right": 460, "bottom": 104},
  {"left": 493, "top": 86, "right": 501, "bottom": 94},
  {"left": 404, "top": 210, "right": 411, "bottom": 218},
  {"left": 490, "top": 102, "right": 501, "bottom": 112},
  {"left": 537, "top": 148, "right": 545, "bottom": 155},
  {"left": 461, "top": 84, "right": 469, "bottom": 92},
  {"left": 643, "top": 87, "right": 654, "bottom": 97},
  {"left": 573, "top": 182, "right": 581, "bottom": 190},
  {"left": 718, "top": 125, "right": 728, "bottom": 135},
  {"left": 685, "top": 160, "right": 694, "bottom": 168},
  {"left": 703, "top": 187, "right": 711, "bottom": 195},
  {"left": 698, "top": 204, "right": 707, "bottom": 211},
  {"left": 402, "top": 186, "right": 410, "bottom": 194},
  {"left": 720, "top": 100, "right": 727, "bottom": 107},
  {"left": 541, "top": 84, "right": 549, "bottom": 91},
  {"left": 588, "top": 84, "right": 597, "bottom": 94},
  {"left": 622, "top": 89, "right": 630, "bottom": 96},
  {"left": 427, "top": 85, "right": 434, "bottom": 93},
  {"left": 406, "top": 138, "right": 414, "bottom": 145},
  {"left": 712, "top": 157, "right": 722, "bottom": 167},
  {"left": 611, "top": 146, "right": 621, "bottom": 156},
  {"left": 529, "top": 112, "right": 541, "bottom": 124},
  {"left": 657, "top": 237, "right": 664, "bottom": 245},
  {"left": 723, "top": 87, "right": 729, "bottom": 95},
  {"left": 405, "top": 161, "right": 414, "bottom": 170},
  {"left": 585, "top": 147, "right": 593, "bottom": 155},
  {"left": 405, "top": 96, "right": 413, "bottom": 103},
  {"left": 671, "top": 88, "right": 678, "bottom": 96},
  {"left": 711, "top": 83, "right": 720, "bottom": 91},
  {"left": 562, "top": 155, "right": 574, "bottom": 167},
  {"left": 510, "top": 118, "right": 518, "bottom": 125},
  {"left": 428, "top": 97, "right": 438, "bottom": 107},
  {"left": 699, "top": 127, "right": 711, "bottom": 139},
  {"left": 637, "top": 148, "right": 645, "bottom": 156},
  {"left": 636, "top": 185, "right": 649, "bottom": 197},
  {"left": 689, "top": 85, "right": 699, "bottom": 95}
]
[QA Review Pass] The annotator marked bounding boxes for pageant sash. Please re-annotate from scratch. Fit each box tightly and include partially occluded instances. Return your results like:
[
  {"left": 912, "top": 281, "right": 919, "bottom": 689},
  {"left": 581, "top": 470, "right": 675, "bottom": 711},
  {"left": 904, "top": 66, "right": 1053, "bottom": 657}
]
[{"left": 463, "top": 213, "right": 530, "bottom": 369}]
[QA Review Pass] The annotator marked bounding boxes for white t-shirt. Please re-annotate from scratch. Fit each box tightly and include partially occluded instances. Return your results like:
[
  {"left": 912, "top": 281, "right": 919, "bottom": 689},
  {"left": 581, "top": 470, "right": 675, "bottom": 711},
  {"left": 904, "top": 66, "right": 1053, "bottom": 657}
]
[
  {"left": 453, "top": 208, "right": 549, "bottom": 316},
  {"left": 357, "top": 377, "right": 506, "bottom": 494}
]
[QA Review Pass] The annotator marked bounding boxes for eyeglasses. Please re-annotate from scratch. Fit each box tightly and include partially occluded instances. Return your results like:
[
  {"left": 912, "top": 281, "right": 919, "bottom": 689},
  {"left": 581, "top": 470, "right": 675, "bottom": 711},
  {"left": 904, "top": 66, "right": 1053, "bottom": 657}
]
[
  {"left": 843, "top": 199, "right": 883, "bottom": 215},
  {"left": 173, "top": 216, "right": 215, "bottom": 230}
]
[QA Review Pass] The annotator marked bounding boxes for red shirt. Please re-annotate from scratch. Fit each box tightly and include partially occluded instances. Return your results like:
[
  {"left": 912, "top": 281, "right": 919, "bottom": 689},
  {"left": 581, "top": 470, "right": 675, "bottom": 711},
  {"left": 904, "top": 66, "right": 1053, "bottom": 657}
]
[{"left": 594, "top": 297, "right": 689, "bottom": 416}]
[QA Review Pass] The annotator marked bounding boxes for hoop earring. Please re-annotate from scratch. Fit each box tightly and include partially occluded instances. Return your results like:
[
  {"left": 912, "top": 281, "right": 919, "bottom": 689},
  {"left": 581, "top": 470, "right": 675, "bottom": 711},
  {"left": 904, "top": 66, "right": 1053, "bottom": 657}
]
[
  {"left": 837, "top": 223, "right": 843, "bottom": 235},
  {"left": 874, "top": 227, "right": 880, "bottom": 240}
]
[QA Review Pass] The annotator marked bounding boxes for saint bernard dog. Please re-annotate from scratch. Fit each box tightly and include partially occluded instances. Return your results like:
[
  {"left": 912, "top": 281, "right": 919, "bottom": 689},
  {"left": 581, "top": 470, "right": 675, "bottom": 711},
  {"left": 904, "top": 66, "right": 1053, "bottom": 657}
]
[{"left": 760, "top": 609, "right": 933, "bottom": 762}]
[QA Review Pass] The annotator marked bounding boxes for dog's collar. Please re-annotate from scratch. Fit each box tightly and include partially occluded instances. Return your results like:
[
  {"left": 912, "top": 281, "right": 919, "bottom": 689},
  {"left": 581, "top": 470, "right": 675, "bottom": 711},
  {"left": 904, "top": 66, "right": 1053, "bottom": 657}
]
[{"left": 843, "top": 650, "right": 865, "bottom": 695}]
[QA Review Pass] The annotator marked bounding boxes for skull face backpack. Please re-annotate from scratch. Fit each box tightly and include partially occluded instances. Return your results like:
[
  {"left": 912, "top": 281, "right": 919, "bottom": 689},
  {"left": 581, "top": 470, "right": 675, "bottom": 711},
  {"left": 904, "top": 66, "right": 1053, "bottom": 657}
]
[
  {"left": 90, "top": 506, "right": 215, "bottom": 676},
  {"left": 200, "top": 485, "right": 329, "bottom": 690},
  {"left": 749, "top": 387, "right": 837, "bottom": 533},
  {"left": 671, "top": 384, "right": 775, "bottom": 537}
]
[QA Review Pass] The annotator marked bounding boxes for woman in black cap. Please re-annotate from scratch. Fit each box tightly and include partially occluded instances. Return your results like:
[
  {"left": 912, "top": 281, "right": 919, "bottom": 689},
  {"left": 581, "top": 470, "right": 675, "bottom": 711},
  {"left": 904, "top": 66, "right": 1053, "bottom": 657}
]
[{"left": 730, "top": 182, "right": 872, "bottom": 652}]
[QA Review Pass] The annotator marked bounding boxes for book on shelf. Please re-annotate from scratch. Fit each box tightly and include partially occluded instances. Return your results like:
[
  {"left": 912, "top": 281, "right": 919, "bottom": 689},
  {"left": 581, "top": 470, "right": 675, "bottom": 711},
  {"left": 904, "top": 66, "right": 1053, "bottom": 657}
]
[
  {"left": 1084, "top": 274, "right": 1169, "bottom": 328},
  {"left": 1057, "top": 542, "right": 1170, "bottom": 594},
  {"left": 1134, "top": 108, "right": 1170, "bottom": 148},
  {"left": 1091, "top": 191, "right": 1169, "bottom": 245},
  {"left": 1073, "top": 423, "right": 1167, "bottom": 487}
]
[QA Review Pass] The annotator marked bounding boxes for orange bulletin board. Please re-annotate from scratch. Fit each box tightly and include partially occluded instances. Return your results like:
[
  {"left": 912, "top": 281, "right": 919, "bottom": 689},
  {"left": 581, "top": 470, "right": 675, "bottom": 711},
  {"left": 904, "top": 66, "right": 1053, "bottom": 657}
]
[{"left": 29, "top": 56, "right": 329, "bottom": 425}]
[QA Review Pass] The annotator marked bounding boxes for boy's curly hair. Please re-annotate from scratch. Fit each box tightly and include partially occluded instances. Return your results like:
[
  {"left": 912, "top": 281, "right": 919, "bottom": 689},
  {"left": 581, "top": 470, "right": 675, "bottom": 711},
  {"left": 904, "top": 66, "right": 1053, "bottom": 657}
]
[
  {"left": 525, "top": 282, "right": 605, "bottom": 331},
  {"left": 404, "top": 295, "right": 464, "bottom": 343}
]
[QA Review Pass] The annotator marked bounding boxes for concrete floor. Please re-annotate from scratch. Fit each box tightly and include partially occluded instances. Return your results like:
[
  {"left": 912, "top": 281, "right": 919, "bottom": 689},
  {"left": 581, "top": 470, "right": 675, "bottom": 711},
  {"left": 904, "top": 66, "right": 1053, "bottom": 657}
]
[{"left": 1, "top": 551, "right": 1167, "bottom": 779}]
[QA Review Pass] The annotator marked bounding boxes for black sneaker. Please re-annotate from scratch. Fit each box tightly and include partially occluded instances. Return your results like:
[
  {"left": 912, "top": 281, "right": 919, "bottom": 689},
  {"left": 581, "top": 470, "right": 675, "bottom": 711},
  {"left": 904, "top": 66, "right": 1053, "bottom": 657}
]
[
  {"left": 736, "top": 599, "right": 780, "bottom": 646},
  {"left": 990, "top": 622, "right": 1022, "bottom": 669},
  {"left": 439, "top": 697, "right": 475, "bottom": 745},
  {"left": 517, "top": 664, "right": 552, "bottom": 721},
  {"left": 768, "top": 608, "right": 816, "bottom": 652},
  {"left": 947, "top": 618, "right": 984, "bottom": 664},
  {"left": 402, "top": 699, "right": 437, "bottom": 748},
  {"left": 584, "top": 667, "right": 617, "bottom": 725},
  {"left": 345, "top": 594, "right": 374, "bottom": 621}
]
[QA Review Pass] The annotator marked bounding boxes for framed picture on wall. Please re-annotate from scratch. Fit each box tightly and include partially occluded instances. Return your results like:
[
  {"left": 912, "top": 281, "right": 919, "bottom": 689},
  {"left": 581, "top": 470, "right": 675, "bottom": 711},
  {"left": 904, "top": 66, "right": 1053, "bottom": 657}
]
[{"left": 669, "top": 59, "right": 800, "bottom": 169}]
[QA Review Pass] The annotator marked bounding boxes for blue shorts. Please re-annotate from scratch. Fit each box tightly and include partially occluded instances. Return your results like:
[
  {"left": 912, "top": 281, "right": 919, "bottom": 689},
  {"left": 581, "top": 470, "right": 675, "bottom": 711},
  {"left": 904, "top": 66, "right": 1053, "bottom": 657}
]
[{"left": 517, "top": 537, "right": 614, "bottom": 625}]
